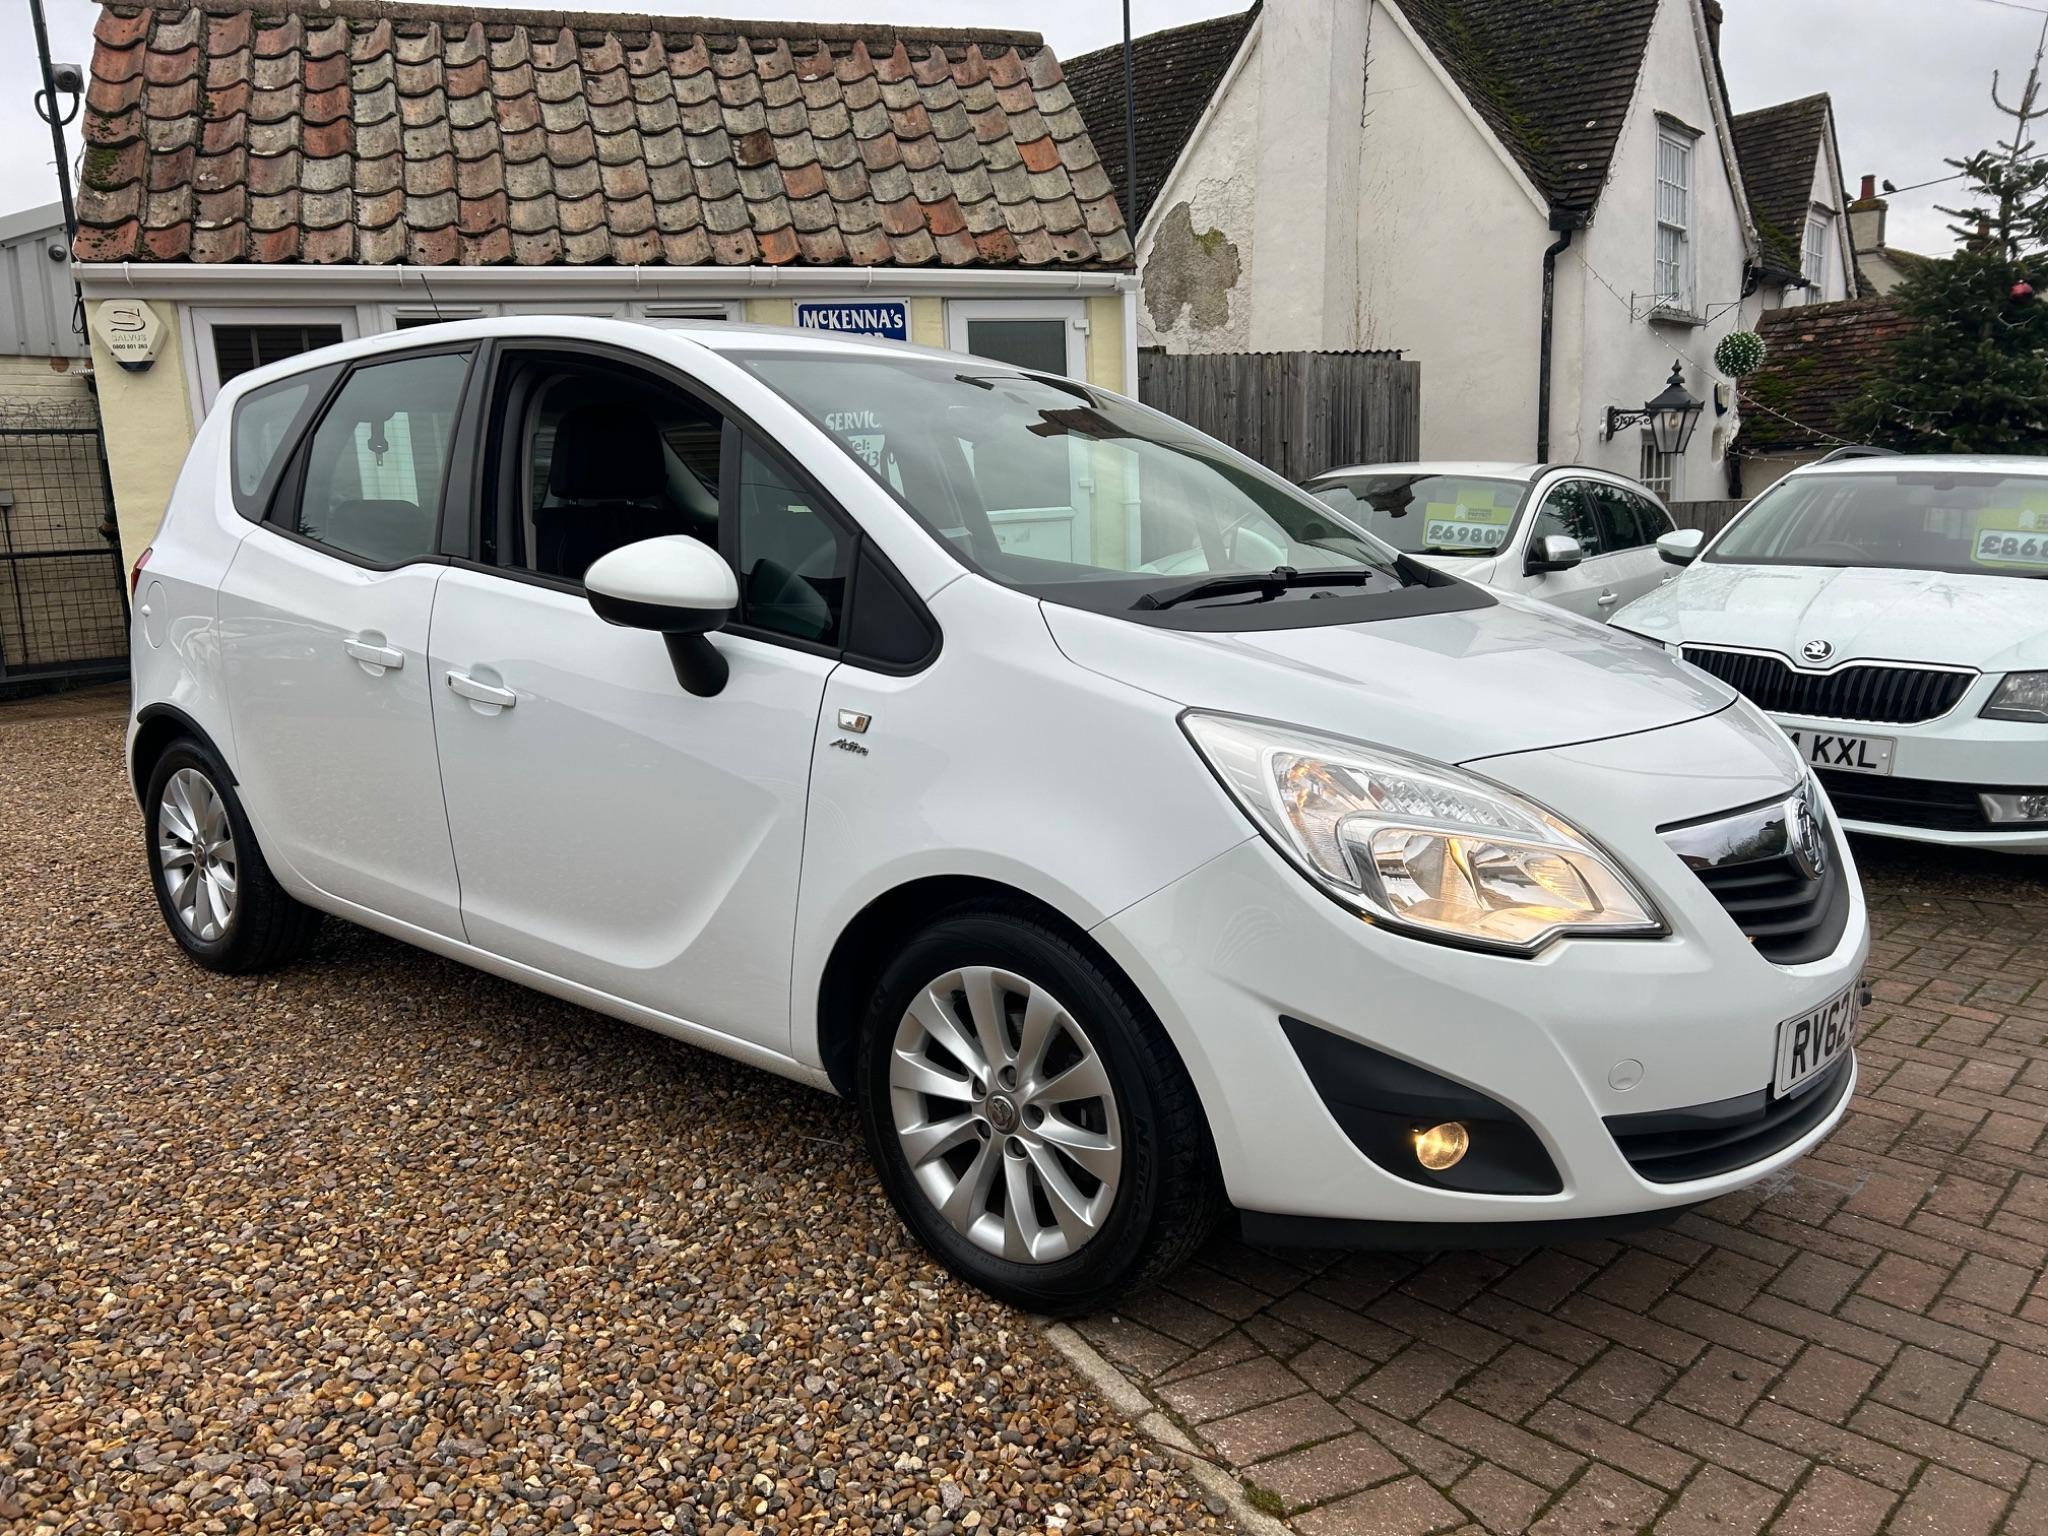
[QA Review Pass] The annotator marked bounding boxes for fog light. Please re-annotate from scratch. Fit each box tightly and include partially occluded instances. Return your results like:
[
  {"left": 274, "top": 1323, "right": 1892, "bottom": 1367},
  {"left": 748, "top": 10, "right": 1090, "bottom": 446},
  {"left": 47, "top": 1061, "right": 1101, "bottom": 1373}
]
[
  {"left": 1981, "top": 791, "right": 2048, "bottom": 826},
  {"left": 1413, "top": 1121, "right": 1470, "bottom": 1171}
]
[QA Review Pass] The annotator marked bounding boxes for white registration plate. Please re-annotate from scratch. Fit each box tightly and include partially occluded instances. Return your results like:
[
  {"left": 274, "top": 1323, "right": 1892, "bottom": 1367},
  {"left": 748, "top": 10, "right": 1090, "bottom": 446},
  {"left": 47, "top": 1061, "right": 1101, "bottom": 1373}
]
[
  {"left": 1774, "top": 985, "right": 1859, "bottom": 1098},
  {"left": 1782, "top": 726, "right": 1894, "bottom": 776}
]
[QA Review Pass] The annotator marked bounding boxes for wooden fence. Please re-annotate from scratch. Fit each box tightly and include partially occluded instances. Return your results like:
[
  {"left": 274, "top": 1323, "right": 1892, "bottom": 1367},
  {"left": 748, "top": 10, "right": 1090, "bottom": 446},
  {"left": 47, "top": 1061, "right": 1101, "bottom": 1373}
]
[
  {"left": 1667, "top": 499, "right": 1748, "bottom": 537},
  {"left": 1138, "top": 350, "right": 1421, "bottom": 481}
]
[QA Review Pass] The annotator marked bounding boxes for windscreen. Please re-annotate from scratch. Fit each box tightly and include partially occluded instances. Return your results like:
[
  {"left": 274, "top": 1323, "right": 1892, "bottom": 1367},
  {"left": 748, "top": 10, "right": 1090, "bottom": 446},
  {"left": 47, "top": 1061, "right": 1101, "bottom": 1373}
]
[
  {"left": 733, "top": 351, "right": 1441, "bottom": 616},
  {"left": 1710, "top": 470, "right": 2048, "bottom": 578},
  {"left": 1307, "top": 475, "right": 1529, "bottom": 557}
]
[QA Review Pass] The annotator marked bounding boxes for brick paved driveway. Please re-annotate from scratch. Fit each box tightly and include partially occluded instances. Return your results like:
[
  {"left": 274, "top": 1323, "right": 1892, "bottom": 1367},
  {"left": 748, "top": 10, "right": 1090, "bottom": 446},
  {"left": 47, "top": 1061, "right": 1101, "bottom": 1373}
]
[{"left": 1080, "top": 851, "right": 2048, "bottom": 1535}]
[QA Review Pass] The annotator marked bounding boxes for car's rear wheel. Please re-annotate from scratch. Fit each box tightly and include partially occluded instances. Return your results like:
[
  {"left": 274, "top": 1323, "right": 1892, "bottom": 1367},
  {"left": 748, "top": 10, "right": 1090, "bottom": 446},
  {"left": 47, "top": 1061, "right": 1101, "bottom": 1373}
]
[
  {"left": 856, "top": 902, "right": 1219, "bottom": 1314},
  {"left": 144, "top": 738, "right": 319, "bottom": 973}
]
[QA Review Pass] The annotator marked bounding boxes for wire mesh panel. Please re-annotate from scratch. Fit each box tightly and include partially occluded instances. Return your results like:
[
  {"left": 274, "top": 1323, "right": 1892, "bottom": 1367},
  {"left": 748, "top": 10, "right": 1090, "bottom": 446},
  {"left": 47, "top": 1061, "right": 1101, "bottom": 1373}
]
[{"left": 0, "top": 408, "right": 130, "bottom": 684}]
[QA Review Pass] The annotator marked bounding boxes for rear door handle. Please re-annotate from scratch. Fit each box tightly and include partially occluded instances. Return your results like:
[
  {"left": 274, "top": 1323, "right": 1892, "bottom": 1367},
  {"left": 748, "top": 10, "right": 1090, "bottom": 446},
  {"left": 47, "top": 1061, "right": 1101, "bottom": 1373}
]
[
  {"left": 344, "top": 638, "right": 404, "bottom": 670},
  {"left": 447, "top": 671, "right": 516, "bottom": 709}
]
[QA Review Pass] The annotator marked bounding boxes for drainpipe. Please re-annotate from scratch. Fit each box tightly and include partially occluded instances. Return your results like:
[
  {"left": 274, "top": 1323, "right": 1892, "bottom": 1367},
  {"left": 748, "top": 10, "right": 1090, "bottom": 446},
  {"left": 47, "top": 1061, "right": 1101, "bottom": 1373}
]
[{"left": 1536, "top": 210, "right": 1577, "bottom": 463}]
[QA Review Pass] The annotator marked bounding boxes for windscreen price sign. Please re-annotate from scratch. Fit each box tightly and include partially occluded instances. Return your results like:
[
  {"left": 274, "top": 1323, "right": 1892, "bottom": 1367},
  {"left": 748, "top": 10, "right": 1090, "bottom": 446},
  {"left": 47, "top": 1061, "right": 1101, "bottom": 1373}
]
[{"left": 795, "top": 300, "right": 909, "bottom": 341}]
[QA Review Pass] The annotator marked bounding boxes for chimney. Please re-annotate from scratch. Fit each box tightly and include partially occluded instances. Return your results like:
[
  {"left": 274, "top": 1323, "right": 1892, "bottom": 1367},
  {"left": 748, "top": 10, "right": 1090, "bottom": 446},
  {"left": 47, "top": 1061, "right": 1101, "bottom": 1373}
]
[
  {"left": 1701, "top": 0, "right": 1724, "bottom": 77},
  {"left": 1848, "top": 172, "right": 1887, "bottom": 256}
]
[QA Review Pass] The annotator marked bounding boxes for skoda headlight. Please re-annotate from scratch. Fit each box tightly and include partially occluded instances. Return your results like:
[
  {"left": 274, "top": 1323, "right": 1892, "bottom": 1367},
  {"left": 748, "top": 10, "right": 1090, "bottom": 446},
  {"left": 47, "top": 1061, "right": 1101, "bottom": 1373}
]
[
  {"left": 1183, "top": 712, "right": 1664, "bottom": 954},
  {"left": 1983, "top": 671, "right": 2048, "bottom": 722}
]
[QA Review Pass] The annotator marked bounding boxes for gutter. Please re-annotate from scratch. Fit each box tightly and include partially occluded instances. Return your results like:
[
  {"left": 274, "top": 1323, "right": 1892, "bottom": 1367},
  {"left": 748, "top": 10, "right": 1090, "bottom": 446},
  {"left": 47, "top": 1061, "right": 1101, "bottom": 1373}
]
[
  {"left": 76, "top": 261, "right": 1140, "bottom": 304},
  {"left": 1536, "top": 211, "right": 1579, "bottom": 462}
]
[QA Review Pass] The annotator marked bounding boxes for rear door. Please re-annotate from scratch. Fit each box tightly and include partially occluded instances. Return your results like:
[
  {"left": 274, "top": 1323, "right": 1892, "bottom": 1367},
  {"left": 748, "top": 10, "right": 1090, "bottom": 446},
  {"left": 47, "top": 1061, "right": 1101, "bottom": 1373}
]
[
  {"left": 1584, "top": 479, "right": 1673, "bottom": 615},
  {"left": 217, "top": 345, "right": 477, "bottom": 936}
]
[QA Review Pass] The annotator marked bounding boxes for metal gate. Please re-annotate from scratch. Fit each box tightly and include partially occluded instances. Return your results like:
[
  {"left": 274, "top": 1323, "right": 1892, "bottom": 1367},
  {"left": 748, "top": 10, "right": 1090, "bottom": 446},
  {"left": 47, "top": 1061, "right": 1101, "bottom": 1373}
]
[{"left": 0, "top": 411, "right": 129, "bottom": 688}]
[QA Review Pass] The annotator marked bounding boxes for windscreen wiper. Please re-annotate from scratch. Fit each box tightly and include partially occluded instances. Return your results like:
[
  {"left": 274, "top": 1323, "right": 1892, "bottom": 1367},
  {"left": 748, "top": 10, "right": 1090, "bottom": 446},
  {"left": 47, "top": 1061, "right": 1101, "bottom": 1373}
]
[{"left": 1133, "top": 565, "right": 1381, "bottom": 610}]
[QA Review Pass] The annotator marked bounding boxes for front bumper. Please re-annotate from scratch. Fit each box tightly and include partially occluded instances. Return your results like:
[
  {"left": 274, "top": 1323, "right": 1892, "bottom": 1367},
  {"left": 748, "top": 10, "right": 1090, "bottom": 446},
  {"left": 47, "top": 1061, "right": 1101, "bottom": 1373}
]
[
  {"left": 1092, "top": 710, "right": 1868, "bottom": 1231},
  {"left": 1772, "top": 701, "right": 2048, "bottom": 852}
]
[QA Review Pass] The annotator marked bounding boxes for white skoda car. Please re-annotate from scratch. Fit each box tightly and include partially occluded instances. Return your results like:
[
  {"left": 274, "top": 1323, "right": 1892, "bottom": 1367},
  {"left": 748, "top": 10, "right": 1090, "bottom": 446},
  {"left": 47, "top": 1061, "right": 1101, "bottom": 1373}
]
[
  {"left": 1614, "top": 457, "right": 2048, "bottom": 852},
  {"left": 128, "top": 319, "right": 1866, "bottom": 1312}
]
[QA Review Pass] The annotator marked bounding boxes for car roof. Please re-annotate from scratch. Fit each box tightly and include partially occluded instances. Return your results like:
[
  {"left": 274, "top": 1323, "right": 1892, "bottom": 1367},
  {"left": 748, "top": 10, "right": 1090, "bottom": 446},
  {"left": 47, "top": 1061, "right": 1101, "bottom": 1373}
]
[
  {"left": 1308, "top": 461, "right": 1545, "bottom": 481},
  {"left": 1784, "top": 453, "right": 2048, "bottom": 477}
]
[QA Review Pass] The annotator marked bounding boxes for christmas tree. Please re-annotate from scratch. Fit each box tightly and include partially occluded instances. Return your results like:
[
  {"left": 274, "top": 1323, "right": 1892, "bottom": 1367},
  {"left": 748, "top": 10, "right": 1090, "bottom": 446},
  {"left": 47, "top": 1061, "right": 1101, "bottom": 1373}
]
[{"left": 1846, "top": 19, "right": 2048, "bottom": 452}]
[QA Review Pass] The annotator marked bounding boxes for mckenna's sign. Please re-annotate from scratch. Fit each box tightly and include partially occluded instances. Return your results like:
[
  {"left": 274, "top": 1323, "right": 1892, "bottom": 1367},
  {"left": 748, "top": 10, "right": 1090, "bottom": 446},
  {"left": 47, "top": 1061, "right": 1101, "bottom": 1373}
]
[
  {"left": 92, "top": 301, "right": 164, "bottom": 372},
  {"left": 794, "top": 300, "right": 909, "bottom": 341}
]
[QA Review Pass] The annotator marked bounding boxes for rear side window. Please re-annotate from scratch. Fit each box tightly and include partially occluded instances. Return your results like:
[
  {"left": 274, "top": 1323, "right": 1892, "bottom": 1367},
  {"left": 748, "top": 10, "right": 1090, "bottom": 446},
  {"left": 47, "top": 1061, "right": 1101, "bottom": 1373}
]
[
  {"left": 291, "top": 352, "right": 470, "bottom": 566},
  {"left": 229, "top": 371, "right": 330, "bottom": 520}
]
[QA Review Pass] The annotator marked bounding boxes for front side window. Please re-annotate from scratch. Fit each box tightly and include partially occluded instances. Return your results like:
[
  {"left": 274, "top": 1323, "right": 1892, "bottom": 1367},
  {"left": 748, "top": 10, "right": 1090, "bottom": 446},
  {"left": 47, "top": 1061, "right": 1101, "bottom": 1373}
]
[
  {"left": 1655, "top": 127, "right": 1695, "bottom": 312},
  {"left": 1709, "top": 470, "right": 2048, "bottom": 579},
  {"left": 292, "top": 352, "right": 469, "bottom": 565},
  {"left": 1586, "top": 481, "right": 1652, "bottom": 551},
  {"left": 1531, "top": 482, "right": 1602, "bottom": 555},
  {"left": 1802, "top": 212, "right": 1833, "bottom": 292},
  {"left": 737, "top": 351, "right": 1455, "bottom": 621},
  {"left": 1307, "top": 475, "right": 1528, "bottom": 558}
]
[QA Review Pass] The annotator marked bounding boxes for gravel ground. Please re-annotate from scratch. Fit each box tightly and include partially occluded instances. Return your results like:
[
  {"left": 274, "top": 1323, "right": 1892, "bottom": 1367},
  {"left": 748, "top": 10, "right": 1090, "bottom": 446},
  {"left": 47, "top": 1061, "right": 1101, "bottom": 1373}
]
[{"left": 0, "top": 694, "right": 1231, "bottom": 1536}]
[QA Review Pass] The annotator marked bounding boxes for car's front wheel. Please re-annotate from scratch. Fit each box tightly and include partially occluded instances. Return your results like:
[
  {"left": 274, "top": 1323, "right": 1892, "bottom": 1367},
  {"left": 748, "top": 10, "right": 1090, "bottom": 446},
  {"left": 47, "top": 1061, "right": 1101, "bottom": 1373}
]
[
  {"left": 144, "top": 738, "right": 320, "bottom": 973},
  {"left": 856, "top": 903, "right": 1219, "bottom": 1315}
]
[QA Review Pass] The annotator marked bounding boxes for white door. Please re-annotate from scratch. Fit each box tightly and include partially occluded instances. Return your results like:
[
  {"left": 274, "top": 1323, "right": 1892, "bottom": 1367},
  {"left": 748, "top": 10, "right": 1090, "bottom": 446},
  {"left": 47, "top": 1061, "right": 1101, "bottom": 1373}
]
[
  {"left": 1582, "top": 480, "right": 1674, "bottom": 616},
  {"left": 425, "top": 350, "right": 850, "bottom": 1050},
  {"left": 217, "top": 349, "right": 474, "bottom": 935},
  {"left": 946, "top": 298, "right": 1096, "bottom": 562}
]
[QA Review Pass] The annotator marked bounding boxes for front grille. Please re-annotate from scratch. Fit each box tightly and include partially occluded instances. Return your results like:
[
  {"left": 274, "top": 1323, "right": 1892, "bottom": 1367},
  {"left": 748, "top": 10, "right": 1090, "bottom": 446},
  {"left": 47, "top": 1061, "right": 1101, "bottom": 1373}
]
[
  {"left": 1608, "top": 1055, "right": 1852, "bottom": 1183},
  {"left": 1681, "top": 647, "right": 1972, "bottom": 724},
  {"left": 1661, "top": 789, "right": 1850, "bottom": 966},
  {"left": 1818, "top": 770, "right": 1992, "bottom": 830}
]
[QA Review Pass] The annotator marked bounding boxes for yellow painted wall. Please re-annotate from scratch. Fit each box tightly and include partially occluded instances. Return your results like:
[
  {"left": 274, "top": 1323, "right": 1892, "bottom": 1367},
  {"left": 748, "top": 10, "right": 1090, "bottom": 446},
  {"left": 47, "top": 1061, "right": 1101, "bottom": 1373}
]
[
  {"left": 908, "top": 296, "right": 944, "bottom": 348},
  {"left": 0, "top": 353, "right": 94, "bottom": 410},
  {"left": 1085, "top": 293, "right": 1127, "bottom": 393},
  {"left": 742, "top": 296, "right": 794, "bottom": 328},
  {"left": 86, "top": 300, "right": 195, "bottom": 571}
]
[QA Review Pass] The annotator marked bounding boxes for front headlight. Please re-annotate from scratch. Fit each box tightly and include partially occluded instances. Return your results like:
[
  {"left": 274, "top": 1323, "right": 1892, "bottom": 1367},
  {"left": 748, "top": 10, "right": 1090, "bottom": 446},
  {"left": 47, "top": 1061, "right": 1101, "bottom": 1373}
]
[
  {"left": 1183, "top": 712, "right": 1665, "bottom": 954},
  {"left": 1982, "top": 671, "right": 2048, "bottom": 722}
]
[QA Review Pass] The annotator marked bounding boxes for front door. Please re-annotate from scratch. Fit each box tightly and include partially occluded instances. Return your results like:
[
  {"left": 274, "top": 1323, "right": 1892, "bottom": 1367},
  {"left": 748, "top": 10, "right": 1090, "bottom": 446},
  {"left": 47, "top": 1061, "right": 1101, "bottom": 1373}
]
[
  {"left": 217, "top": 348, "right": 474, "bottom": 937},
  {"left": 426, "top": 349, "right": 852, "bottom": 1051},
  {"left": 1517, "top": 478, "right": 1612, "bottom": 618}
]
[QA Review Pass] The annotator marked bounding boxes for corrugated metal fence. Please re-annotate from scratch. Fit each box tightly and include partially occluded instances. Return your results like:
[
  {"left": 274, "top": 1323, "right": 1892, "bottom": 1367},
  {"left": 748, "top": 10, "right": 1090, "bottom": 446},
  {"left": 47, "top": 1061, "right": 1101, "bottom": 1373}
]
[{"left": 1138, "top": 350, "right": 1421, "bottom": 481}]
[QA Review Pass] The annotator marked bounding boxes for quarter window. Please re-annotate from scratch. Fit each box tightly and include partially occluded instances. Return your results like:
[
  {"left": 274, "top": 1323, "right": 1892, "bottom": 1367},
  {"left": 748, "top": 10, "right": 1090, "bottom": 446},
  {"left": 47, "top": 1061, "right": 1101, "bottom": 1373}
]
[
  {"left": 1654, "top": 126, "right": 1695, "bottom": 313},
  {"left": 230, "top": 372, "right": 323, "bottom": 518},
  {"left": 292, "top": 352, "right": 470, "bottom": 565}
]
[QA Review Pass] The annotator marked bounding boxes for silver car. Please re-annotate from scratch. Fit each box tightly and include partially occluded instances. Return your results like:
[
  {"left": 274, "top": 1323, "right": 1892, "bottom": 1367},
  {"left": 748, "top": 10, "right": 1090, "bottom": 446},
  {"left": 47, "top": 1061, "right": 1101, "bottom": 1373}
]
[{"left": 1302, "top": 461, "right": 1678, "bottom": 622}]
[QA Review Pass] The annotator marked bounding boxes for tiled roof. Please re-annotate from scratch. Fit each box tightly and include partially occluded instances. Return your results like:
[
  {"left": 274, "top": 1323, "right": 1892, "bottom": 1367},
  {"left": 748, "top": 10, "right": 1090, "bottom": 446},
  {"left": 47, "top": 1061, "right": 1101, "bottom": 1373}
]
[
  {"left": 1738, "top": 297, "right": 1909, "bottom": 455},
  {"left": 1397, "top": 0, "right": 1660, "bottom": 215},
  {"left": 1063, "top": 7, "right": 1257, "bottom": 234},
  {"left": 73, "top": 0, "right": 1130, "bottom": 268},
  {"left": 1732, "top": 94, "right": 1832, "bottom": 278}
]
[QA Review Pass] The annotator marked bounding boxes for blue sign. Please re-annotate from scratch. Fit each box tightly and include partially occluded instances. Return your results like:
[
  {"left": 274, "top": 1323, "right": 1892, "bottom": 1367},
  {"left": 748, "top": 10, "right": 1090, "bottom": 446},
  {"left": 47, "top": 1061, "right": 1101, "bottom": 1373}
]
[{"left": 794, "top": 300, "right": 909, "bottom": 341}]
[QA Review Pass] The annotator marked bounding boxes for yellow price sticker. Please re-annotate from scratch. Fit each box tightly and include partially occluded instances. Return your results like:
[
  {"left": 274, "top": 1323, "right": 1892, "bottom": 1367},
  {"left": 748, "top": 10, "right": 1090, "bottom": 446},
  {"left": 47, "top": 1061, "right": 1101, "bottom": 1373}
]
[{"left": 1971, "top": 499, "right": 2048, "bottom": 569}]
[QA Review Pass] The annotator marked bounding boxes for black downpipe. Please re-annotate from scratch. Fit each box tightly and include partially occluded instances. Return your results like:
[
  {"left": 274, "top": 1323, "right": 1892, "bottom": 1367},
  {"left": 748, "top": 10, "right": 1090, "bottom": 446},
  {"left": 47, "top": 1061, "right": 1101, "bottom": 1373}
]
[{"left": 1537, "top": 216, "right": 1576, "bottom": 463}]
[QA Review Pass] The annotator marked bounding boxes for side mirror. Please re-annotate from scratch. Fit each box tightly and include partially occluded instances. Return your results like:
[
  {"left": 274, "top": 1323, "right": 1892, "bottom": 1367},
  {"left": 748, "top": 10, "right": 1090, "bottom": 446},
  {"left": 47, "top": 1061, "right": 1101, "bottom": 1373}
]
[
  {"left": 1657, "top": 528, "right": 1705, "bottom": 567},
  {"left": 585, "top": 535, "right": 738, "bottom": 698},
  {"left": 1526, "top": 533, "right": 1584, "bottom": 574}
]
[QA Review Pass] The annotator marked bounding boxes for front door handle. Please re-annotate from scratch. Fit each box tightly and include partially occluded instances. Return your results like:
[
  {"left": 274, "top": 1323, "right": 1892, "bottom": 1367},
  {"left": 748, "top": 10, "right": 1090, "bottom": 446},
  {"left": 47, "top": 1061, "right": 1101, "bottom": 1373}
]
[
  {"left": 447, "top": 671, "right": 516, "bottom": 709},
  {"left": 1597, "top": 590, "right": 1619, "bottom": 608},
  {"left": 344, "top": 638, "right": 404, "bottom": 670}
]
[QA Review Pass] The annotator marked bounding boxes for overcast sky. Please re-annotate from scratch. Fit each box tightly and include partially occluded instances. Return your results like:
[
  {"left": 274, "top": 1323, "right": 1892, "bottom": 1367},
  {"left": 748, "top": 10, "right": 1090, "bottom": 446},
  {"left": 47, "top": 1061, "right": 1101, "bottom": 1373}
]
[{"left": 4, "top": 0, "right": 2037, "bottom": 258}]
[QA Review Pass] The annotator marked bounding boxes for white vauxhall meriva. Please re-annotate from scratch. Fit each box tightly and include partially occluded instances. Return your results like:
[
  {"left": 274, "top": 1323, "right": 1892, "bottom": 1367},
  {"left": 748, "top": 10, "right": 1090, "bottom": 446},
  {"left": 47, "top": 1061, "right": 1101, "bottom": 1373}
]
[{"left": 128, "top": 318, "right": 1867, "bottom": 1313}]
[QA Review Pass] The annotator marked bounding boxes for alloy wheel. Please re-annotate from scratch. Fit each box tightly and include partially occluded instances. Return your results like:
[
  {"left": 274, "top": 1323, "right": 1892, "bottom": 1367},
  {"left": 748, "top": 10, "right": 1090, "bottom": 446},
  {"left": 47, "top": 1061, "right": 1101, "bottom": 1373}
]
[
  {"left": 157, "top": 767, "right": 238, "bottom": 942},
  {"left": 888, "top": 966, "right": 1123, "bottom": 1264}
]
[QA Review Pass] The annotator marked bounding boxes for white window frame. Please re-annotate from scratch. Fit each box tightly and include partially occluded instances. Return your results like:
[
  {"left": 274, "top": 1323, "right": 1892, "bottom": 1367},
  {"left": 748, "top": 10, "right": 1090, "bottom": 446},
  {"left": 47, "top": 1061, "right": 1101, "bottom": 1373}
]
[
  {"left": 1638, "top": 430, "right": 1681, "bottom": 500},
  {"left": 1653, "top": 124, "right": 1697, "bottom": 315},
  {"left": 944, "top": 297, "right": 1089, "bottom": 378},
  {"left": 185, "top": 305, "right": 361, "bottom": 421},
  {"left": 1802, "top": 209, "right": 1833, "bottom": 297},
  {"left": 635, "top": 300, "right": 742, "bottom": 327}
]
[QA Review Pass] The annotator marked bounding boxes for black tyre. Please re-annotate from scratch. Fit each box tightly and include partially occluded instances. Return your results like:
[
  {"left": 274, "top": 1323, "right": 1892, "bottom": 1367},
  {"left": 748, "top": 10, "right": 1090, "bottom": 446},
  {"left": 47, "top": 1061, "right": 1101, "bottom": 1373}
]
[
  {"left": 856, "top": 901, "right": 1221, "bottom": 1315},
  {"left": 143, "top": 737, "right": 320, "bottom": 974}
]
